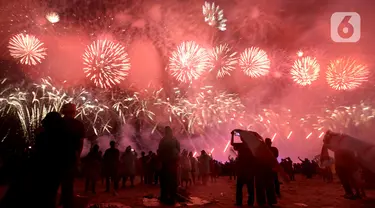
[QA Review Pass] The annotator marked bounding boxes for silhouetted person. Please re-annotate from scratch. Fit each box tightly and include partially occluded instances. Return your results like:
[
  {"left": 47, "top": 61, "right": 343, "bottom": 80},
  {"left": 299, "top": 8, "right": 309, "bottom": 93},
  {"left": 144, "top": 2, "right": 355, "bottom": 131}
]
[
  {"left": 232, "top": 138, "right": 256, "bottom": 206},
  {"left": 298, "top": 157, "right": 312, "bottom": 178},
  {"left": 157, "top": 126, "right": 180, "bottom": 205},
  {"left": 103, "top": 141, "right": 120, "bottom": 192},
  {"left": 188, "top": 152, "right": 197, "bottom": 185},
  {"left": 145, "top": 151, "right": 154, "bottom": 185},
  {"left": 256, "top": 138, "right": 278, "bottom": 207},
  {"left": 198, "top": 150, "right": 211, "bottom": 185},
  {"left": 265, "top": 138, "right": 280, "bottom": 197},
  {"left": 121, "top": 146, "right": 136, "bottom": 188},
  {"left": 60, "top": 104, "right": 85, "bottom": 208},
  {"left": 139, "top": 151, "right": 147, "bottom": 183},
  {"left": 83, "top": 144, "right": 101, "bottom": 194}
]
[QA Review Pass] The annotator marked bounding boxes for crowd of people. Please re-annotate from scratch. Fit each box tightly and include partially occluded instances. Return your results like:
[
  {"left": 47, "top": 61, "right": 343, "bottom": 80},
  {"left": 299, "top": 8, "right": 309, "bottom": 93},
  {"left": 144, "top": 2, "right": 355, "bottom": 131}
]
[{"left": 0, "top": 103, "right": 372, "bottom": 207}]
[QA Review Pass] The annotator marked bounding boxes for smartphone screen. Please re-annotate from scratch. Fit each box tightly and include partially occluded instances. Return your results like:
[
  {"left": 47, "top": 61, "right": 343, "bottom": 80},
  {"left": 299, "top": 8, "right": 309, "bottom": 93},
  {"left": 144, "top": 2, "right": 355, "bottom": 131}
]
[{"left": 233, "top": 132, "right": 242, "bottom": 143}]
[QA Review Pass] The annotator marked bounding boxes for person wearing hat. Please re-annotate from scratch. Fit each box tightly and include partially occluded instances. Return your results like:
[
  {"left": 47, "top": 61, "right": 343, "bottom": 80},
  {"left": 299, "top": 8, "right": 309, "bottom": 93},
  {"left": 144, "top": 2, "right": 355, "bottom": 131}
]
[{"left": 59, "top": 103, "right": 85, "bottom": 208}]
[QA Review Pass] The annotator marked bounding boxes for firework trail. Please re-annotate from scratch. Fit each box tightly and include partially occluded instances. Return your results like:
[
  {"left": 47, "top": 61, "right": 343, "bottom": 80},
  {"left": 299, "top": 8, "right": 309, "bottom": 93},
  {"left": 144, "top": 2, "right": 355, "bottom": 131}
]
[
  {"left": 208, "top": 44, "right": 237, "bottom": 78},
  {"left": 290, "top": 56, "right": 320, "bottom": 86},
  {"left": 169, "top": 41, "right": 210, "bottom": 83},
  {"left": 239, "top": 47, "right": 270, "bottom": 78},
  {"left": 8, "top": 33, "right": 47, "bottom": 65},
  {"left": 83, "top": 40, "right": 131, "bottom": 89},
  {"left": 202, "top": 2, "right": 227, "bottom": 31},
  {"left": 326, "top": 57, "right": 369, "bottom": 91}
]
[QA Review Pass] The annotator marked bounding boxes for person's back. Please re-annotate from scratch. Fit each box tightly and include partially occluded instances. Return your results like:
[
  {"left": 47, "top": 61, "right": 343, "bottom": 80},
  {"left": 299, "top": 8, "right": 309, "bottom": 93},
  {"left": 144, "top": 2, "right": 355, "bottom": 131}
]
[
  {"left": 158, "top": 137, "right": 180, "bottom": 163},
  {"left": 62, "top": 117, "right": 85, "bottom": 168},
  {"left": 233, "top": 144, "right": 256, "bottom": 177},
  {"left": 104, "top": 147, "right": 120, "bottom": 168}
]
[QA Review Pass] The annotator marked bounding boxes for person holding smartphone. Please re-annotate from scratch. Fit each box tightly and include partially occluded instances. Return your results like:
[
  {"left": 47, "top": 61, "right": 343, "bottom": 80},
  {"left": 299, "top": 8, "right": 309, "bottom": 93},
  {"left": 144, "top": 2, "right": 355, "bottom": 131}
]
[{"left": 231, "top": 131, "right": 256, "bottom": 207}]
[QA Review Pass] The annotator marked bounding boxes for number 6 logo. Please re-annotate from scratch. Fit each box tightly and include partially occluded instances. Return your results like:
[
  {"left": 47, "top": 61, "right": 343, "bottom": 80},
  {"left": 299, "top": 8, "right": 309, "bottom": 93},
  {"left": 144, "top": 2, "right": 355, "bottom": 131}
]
[{"left": 331, "top": 12, "right": 361, "bottom": 43}]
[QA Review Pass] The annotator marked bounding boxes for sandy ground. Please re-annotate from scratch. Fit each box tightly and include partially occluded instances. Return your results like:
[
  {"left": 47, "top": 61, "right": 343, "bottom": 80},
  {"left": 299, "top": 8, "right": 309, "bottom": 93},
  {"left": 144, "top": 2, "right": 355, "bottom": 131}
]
[{"left": 1, "top": 175, "right": 375, "bottom": 207}]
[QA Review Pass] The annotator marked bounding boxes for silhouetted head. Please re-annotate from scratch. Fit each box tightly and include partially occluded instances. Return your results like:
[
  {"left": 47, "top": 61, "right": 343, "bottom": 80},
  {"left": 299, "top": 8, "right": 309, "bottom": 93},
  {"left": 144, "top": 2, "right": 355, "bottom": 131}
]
[
  {"left": 265, "top": 138, "right": 272, "bottom": 147},
  {"left": 141, "top": 151, "right": 145, "bottom": 156},
  {"left": 42, "top": 112, "right": 62, "bottom": 131},
  {"left": 126, "top": 146, "right": 131, "bottom": 152},
  {"left": 148, "top": 151, "right": 152, "bottom": 155},
  {"left": 188, "top": 152, "right": 193, "bottom": 157},
  {"left": 61, "top": 103, "right": 77, "bottom": 118},
  {"left": 92, "top": 144, "right": 99, "bottom": 152},
  {"left": 201, "top": 150, "right": 206, "bottom": 155},
  {"left": 164, "top": 126, "right": 173, "bottom": 138},
  {"left": 110, "top": 141, "right": 116, "bottom": 148}
]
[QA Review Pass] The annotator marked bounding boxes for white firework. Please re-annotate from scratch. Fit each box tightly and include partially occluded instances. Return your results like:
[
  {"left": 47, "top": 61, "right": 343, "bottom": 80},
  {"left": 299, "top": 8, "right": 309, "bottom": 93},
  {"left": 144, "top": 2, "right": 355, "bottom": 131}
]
[
  {"left": 208, "top": 44, "right": 237, "bottom": 78},
  {"left": 239, "top": 47, "right": 271, "bottom": 78},
  {"left": 8, "top": 33, "right": 47, "bottom": 65},
  {"left": 169, "top": 41, "right": 210, "bottom": 83},
  {"left": 46, "top": 12, "right": 60, "bottom": 23},
  {"left": 202, "top": 2, "right": 227, "bottom": 31}
]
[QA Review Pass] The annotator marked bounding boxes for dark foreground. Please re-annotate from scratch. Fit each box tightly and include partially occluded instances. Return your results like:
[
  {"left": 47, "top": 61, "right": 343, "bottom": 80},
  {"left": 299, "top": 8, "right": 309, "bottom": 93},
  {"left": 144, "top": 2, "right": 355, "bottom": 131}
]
[{"left": 0, "top": 175, "right": 374, "bottom": 207}]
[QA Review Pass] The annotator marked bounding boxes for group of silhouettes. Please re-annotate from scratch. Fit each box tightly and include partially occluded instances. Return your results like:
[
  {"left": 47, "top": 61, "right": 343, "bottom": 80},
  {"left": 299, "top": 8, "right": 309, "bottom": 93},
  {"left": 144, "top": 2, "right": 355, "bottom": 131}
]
[{"left": 0, "top": 103, "right": 85, "bottom": 208}]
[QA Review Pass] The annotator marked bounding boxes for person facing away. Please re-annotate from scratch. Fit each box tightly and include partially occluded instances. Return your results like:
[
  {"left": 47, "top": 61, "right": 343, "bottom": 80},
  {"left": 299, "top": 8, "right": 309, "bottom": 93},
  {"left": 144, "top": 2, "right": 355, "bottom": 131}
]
[
  {"left": 180, "top": 149, "right": 192, "bottom": 187},
  {"left": 103, "top": 141, "right": 120, "bottom": 192},
  {"left": 188, "top": 152, "right": 198, "bottom": 185},
  {"left": 157, "top": 126, "right": 180, "bottom": 205},
  {"left": 83, "top": 144, "right": 102, "bottom": 194},
  {"left": 60, "top": 103, "right": 85, "bottom": 208},
  {"left": 139, "top": 151, "right": 147, "bottom": 183},
  {"left": 198, "top": 150, "right": 211, "bottom": 185},
  {"left": 265, "top": 138, "right": 281, "bottom": 198},
  {"left": 121, "top": 146, "right": 136, "bottom": 188},
  {"left": 232, "top": 141, "right": 257, "bottom": 207},
  {"left": 1, "top": 112, "right": 65, "bottom": 208}
]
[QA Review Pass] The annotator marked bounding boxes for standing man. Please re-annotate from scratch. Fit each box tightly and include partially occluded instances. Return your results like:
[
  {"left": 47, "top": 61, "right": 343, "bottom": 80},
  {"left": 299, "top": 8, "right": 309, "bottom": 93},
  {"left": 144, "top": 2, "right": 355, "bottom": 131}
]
[
  {"left": 60, "top": 103, "right": 85, "bottom": 208},
  {"left": 157, "top": 126, "right": 180, "bottom": 205},
  {"left": 265, "top": 138, "right": 280, "bottom": 198}
]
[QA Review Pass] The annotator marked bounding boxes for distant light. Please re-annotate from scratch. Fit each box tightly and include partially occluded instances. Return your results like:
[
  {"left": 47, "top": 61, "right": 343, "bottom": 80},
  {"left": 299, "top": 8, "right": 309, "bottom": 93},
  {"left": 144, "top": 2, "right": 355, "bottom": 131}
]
[
  {"left": 319, "top": 132, "right": 324, "bottom": 138},
  {"left": 28, "top": 146, "right": 32, "bottom": 149},
  {"left": 131, "top": 148, "right": 134, "bottom": 151},
  {"left": 210, "top": 148, "right": 214, "bottom": 154},
  {"left": 287, "top": 131, "right": 293, "bottom": 139},
  {"left": 223, "top": 140, "right": 230, "bottom": 152},
  {"left": 306, "top": 132, "right": 312, "bottom": 139},
  {"left": 46, "top": 12, "right": 60, "bottom": 24},
  {"left": 193, "top": 151, "right": 197, "bottom": 157},
  {"left": 271, "top": 133, "right": 277, "bottom": 141},
  {"left": 297, "top": 50, "right": 303, "bottom": 57}
]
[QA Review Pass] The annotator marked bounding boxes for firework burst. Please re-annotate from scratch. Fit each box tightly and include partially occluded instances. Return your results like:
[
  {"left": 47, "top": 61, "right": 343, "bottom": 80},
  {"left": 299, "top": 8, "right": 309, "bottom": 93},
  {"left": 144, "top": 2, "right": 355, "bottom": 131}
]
[
  {"left": 208, "top": 44, "right": 237, "bottom": 78},
  {"left": 46, "top": 12, "right": 60, "bottom": 23},
  {"left": 290, "top": 56, "right": 320, "bottom": 86},
  {"left": 169, "top": 41, "right": 210, "bottom": 83},
  {"left": 83, "top": 40, "right": 131, "bottom": 89},
  {"left": 202, "top": 2, "right": 227, "bottom": 31},
  {"left": 8, "top": 33, "right": 47, "bottom": 65},
  {"left": 326, "top": 57, "right": 369, "bottom": 91},
  {"left": 239, "top": 47, "right": 270, "bottom": 78}
]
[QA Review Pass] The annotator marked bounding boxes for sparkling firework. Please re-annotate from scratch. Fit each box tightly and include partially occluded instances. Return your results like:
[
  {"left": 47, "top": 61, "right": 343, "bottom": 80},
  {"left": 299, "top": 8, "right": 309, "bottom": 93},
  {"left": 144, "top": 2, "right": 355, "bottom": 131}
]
[
  {"left": 208, "top": 44, "right": 237, "bottom": 78},
  {"left": 314, "top": 102, "right": 375, "bottom": 134},
  {"left": 169, "top": 41, "right": 210, "bottom": 83},
  {"left": 46, "top": 12, "right": 60, "bottom": 23},
  {"left": 0, "top": 78, "right": 112, "bottom": 141},
  {"left": 202, "top": 2, "right": 227, "bottom": 31},
  {"left": 239, "top": 47, "right": 271, "bottom": 78},
  {"left": 83, "top": 40, "right": 131, "bottom": 89},
  {"left": 8, "top": 33, "right": 47, "bottom": 65},
  {"left": 291, "top": 56, "right": 320, "bottom": 86},
  {"left": 326, "top": 57, "right": 370, "bottom": 91}
]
